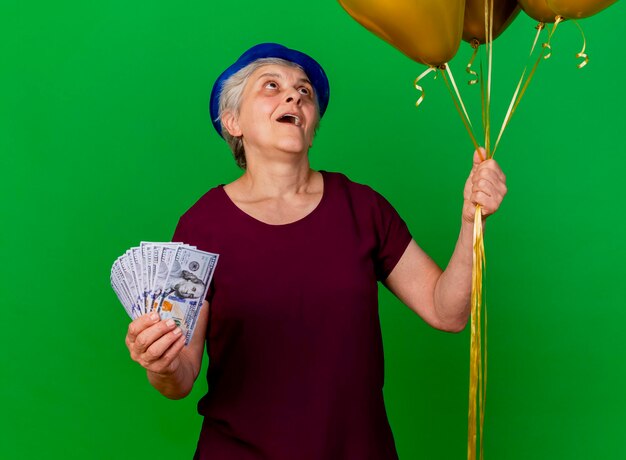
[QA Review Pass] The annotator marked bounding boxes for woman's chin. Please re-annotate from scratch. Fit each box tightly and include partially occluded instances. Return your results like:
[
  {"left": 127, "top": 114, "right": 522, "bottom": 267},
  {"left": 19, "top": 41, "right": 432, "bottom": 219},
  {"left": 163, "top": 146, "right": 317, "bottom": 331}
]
[{"left": 275, "top": 140, "right": 309, "bottom": 156}]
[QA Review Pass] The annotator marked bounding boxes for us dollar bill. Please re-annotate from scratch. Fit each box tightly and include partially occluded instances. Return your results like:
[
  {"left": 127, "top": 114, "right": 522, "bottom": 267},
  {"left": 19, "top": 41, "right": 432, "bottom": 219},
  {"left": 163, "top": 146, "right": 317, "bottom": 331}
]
[
  {"left": 154, "top": 246, "right": 218, "bottom": 344},
  {"left": 113, "top": 258, "right": 142, "bottom": 318},
  {"left": 151, "top": 244, "right": 181, "bottom": 312},
  {"left": 119, "top": 252, "right": 143, "bottom": 315}
]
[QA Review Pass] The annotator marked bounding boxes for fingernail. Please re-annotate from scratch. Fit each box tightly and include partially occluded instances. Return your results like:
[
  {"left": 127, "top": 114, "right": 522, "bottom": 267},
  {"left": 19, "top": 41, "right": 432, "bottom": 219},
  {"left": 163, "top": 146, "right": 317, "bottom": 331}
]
[
  {"left": 150, "top": 312, "right": 159, "bottom": 321},
  {"left": 173, "top": 327, "right": 182, "bottom": 336},
  {"left": 166, "top": 319, "right": 175, "bottom": 327}
]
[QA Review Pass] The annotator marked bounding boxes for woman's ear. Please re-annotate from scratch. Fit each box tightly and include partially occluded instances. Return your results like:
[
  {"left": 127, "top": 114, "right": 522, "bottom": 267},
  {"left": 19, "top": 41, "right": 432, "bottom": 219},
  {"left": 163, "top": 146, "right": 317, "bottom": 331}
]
[{"left": 221, "top": 111, "right": 242, "bottom": 137}]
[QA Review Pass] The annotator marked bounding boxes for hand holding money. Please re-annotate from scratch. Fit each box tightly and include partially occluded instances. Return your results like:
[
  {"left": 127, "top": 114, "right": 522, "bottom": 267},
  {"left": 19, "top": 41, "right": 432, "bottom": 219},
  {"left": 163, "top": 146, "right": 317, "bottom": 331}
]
[
  {"left": 125, "top": 311, "right": 186, "bottom": 376},
  {"left": 124, "top": 301, "right": 210, "bottom": 399},
  {"left": 111, "top": 242, "right": 219, "bottom": 345}
]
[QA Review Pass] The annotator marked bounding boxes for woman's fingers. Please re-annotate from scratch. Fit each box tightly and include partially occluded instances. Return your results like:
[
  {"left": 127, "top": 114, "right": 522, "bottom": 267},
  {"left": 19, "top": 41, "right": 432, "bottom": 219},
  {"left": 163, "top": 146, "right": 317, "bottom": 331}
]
[
  {"left": 132, "top": 319, "right": 178, "bottom": 354},
  {"left": 471, "top": 191, "right": 499, "bottom": 214},
  {"left": 146, "top": 334, "right": 187, "bottom": 375},
  {"left": 474, "top": 160, "right": 506, "bottom": 190},
  {"left": 125, "top": 311, "right": 185, "bottom": 372},
  {"left": 470, "top": 183, "right": 506, "bottom": 213},
  {"left": 139, "top": 329, "right": 186, "bottom": 373},
  {"left": 463, "top": 155, "right": 507, "bottom": 221},
  {"left": 127, "top": 312, "right": 161, "bottom": 344},
  {"left": 472, "top": 176, "right": 507, "bottom": 200},
  {"left": 473, "top": 147, "right": 487, "bottom": 164},
  {"left": 473, "top": 162, "right": 505, "bottom": 184}
]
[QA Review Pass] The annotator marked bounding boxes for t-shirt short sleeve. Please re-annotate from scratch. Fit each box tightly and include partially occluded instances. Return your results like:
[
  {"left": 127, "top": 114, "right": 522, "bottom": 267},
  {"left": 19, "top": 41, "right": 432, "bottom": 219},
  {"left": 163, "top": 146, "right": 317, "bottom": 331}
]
[{"left": 372, "top": 191, "right": 413, "bottom": 281}]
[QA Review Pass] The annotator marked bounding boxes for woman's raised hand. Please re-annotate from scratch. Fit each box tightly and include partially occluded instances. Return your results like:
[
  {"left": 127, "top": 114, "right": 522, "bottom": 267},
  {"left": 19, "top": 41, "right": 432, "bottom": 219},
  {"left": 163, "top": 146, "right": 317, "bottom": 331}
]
[
  {"left": 125, "top": 312, "right": 186, "bottom": 376},
  {"left": 462, "top": 148, "right": 507, "bottom": 225}
]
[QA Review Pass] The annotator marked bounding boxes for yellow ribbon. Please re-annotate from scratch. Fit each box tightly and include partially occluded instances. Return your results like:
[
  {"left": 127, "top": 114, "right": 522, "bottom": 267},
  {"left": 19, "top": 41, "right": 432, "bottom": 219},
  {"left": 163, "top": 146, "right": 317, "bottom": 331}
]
[
  {"left": 533, "top": 22, "right": 546, "bottom": 51},
  {"left": 479, "top": 0, "right": 494, "bottom": 158},
  {"left": 491, "top": 18, "right": 562, "bottom": 157},
  {"left": 468, "top": 204, "right": 486, "bottom": 460},
  {"left": 467, "top": 2, "right": 494, "bottom": 459},
  {"left": 466, "top": 40, "right": 480, "bottom": 86},
  {"left": 414, "top": 66, "right": 437, "bottom": 107},
  {"left": 542, "top": 16, "right": 563, "bottom": 61},
  {"left": 440, "top": 65, "right": 481, "bottom": 153},
  {"left": 491, "top": 22, "right": 546, "bottom": 157},
  {"left": 572, "top": 20, "right": 589, "bottom": 69}
]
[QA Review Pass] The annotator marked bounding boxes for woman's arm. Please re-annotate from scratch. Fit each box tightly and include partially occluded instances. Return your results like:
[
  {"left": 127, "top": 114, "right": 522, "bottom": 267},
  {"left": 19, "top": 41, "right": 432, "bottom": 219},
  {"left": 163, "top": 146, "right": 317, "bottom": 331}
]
[
  {"left": 125, "top": 300, "right": 209, "bottom": 399},
  {"left": 384, "top": 150, "right": 507, "bottom": 333}
]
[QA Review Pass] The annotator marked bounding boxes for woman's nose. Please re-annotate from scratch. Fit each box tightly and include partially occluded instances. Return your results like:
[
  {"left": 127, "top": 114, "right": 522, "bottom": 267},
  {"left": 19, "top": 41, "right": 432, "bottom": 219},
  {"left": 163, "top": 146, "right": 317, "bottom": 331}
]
[{"left": 285, "top": 89, "right": 302, "bottom": 105}]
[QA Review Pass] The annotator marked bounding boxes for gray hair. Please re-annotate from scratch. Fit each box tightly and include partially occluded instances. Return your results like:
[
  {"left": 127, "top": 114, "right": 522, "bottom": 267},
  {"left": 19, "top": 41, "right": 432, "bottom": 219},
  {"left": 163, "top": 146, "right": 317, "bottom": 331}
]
[{"left": 216, "top": 57, "right": 321, "bottom": 169}]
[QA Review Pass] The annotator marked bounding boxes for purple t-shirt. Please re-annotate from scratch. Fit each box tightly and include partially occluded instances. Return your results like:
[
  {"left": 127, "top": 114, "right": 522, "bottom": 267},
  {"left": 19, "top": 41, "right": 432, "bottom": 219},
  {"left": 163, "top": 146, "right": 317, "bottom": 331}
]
[{"left": 172, "top": 170, "right": 412, "bottom": 460}]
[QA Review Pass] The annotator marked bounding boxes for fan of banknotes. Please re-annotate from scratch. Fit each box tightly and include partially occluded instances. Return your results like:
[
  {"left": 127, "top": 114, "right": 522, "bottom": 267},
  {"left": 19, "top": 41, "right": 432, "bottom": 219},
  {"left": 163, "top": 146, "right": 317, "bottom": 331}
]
[{"left": 111, "top": 242, "right": 219, "bottom": 344}]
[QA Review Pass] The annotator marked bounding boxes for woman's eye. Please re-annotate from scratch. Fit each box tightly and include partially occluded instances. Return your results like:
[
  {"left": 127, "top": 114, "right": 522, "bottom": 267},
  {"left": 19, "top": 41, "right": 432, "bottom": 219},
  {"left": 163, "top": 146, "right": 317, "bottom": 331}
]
[
  {"left": 265, "top": 81, "right": 278, "bottom": 89},
  {"left": 299, "top": 87, "right": 311, "bottom": 96}
]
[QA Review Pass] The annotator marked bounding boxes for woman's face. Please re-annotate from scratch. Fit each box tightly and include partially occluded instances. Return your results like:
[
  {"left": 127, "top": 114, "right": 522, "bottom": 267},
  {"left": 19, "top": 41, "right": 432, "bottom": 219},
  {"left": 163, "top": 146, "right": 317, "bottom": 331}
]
[{"left": 231, "top": 64, "right": 318, "bottom": 158}]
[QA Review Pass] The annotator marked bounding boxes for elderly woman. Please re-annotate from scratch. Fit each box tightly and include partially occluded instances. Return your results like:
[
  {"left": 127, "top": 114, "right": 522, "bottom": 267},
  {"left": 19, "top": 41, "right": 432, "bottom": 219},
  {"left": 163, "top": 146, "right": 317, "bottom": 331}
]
[{"left": 125, "top": 43, "right": 507, "bottom": 459}]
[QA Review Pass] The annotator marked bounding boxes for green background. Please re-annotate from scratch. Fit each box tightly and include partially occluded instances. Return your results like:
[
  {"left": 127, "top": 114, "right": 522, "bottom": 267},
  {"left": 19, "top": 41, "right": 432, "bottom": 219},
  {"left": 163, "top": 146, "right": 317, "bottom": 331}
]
[{"left": 2, "top": 1, "right": 625, "bottom": 458}]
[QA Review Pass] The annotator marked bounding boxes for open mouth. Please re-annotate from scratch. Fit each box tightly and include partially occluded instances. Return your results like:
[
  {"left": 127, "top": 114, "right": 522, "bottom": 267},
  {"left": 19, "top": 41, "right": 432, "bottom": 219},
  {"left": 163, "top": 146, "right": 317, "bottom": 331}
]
[{"left": 276, "top": 113, "right": 302, "bottom": 126}]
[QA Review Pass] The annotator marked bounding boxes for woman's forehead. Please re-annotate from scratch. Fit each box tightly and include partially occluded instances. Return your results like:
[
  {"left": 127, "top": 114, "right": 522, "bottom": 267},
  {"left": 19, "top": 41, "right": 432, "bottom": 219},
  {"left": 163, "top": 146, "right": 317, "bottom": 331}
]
[{"left": 249, "top": 63, "right": 311, "bottom": 84}]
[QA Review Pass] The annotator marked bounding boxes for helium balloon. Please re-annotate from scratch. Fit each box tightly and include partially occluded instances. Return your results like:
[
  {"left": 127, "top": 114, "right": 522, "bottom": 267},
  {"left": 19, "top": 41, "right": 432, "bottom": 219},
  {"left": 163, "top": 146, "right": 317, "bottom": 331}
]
[
  {"left": 338, "top": 0, "right": 465, "bottom": 66},
  {"left": 546, "top": 0, "right": 618, "bottom": 19},
  {"left": 464, "top": 0, "right": 521, "bottom": 44},
  {"left": 518, "top": 0, "right": 559, "bottom": 23}
]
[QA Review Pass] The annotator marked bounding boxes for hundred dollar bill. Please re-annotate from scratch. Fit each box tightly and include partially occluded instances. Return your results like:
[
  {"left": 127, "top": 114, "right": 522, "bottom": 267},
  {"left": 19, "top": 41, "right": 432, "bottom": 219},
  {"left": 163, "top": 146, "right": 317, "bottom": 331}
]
[
  {"left": 112, "top": 259, "right": 142, "bottom": 318},
  {"left": 118, "top": 253, "right": 143, "bottom": 315},
  {"left": 130, "top": 247, "right": 148, "bottom": 312},
  {"left": 151, "top": 244, "right": 181, "bottom": 312},
  {"left": 142, "top": 241, "right": 197, "bottom": 311},
  {"left": 140, "top": 243, "right": 152, "bottom": 302},
  {"left": 111, "top": 272, "right": 130, "bottom": 317},
  {"left": 154, "top": 246, "right": 218, "bottom": 344}
]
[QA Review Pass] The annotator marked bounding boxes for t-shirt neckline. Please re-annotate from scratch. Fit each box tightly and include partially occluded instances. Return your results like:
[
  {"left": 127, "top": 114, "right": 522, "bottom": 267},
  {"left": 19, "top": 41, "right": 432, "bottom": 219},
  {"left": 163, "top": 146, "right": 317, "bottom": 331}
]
[{"left": 218, "top": 170, "right": 328, "bottom": 228}]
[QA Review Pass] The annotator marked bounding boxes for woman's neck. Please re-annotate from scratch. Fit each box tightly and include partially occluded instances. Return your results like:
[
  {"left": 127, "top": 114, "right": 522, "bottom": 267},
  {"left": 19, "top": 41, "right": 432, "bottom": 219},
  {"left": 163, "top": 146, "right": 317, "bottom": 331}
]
[{"left": 235, "top": 157, "right": 317, "bottom": 200}]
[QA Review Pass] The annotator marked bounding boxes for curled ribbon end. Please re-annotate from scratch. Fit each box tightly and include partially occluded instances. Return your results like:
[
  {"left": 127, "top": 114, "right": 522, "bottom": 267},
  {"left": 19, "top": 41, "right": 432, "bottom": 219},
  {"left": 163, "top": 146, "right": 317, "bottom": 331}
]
[
  {"left": 542, "top": 15, "right": 563, "bottom": 61},
  {"left": 414, "top": 67, "right": 437, "bottom": 108},
  {"left": 414, "top": 78, "right": 425, "bottom": 107},
  {"left": 542, "top": 42, "right": 552, "bottom": 60},
  {"left": 572, "top": 20, "right": 588, "bottom": 70},
  {"left": 466, "top": 42, "right": 480, "bottom": 86}
]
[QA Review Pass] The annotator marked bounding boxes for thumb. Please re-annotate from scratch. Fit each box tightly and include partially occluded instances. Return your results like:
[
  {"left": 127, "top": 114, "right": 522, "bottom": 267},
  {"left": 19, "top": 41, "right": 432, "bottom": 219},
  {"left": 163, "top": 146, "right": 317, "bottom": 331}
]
[{"left": 473, "top": 147, "right": 486, "bottom": 166}]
